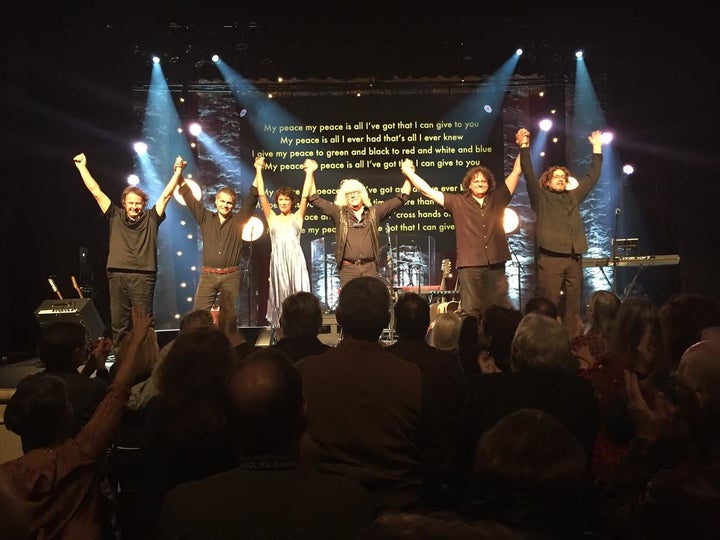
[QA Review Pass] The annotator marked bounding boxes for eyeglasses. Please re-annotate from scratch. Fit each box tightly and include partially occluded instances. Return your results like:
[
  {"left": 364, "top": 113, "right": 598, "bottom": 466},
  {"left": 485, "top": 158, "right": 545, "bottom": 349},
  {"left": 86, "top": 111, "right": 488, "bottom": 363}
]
[{"left": 551, "top": 173, "right": 568, "bottom": 180}]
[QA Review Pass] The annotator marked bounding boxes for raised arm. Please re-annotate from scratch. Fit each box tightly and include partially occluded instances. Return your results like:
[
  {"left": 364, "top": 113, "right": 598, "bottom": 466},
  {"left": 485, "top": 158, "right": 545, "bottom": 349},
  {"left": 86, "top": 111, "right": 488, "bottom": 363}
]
[
  {"left": 73, "top": 153, "right": 112, "bottom": 213},
  {"left": 400, "top": 158, "right": 444, "bottom": 206},
  {"left": 155, "top": 155, "right": 186, "bottom": 217},
  {"left": 297, "top": 159, "right": 317, "bottom": 220},
  {"left": 588, "top": 130, "right": 603, "bottom": 154},
  {"left": 504, "top": 153, "right": 522, "bottom": 195},
  {"left": 255, "top": 156, "right": 274, "bottom": 222}
]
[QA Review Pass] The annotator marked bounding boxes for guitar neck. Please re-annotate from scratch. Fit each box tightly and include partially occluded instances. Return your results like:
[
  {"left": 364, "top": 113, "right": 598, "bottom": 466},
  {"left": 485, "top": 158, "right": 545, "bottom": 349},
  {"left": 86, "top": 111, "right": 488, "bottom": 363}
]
[{"left": 71, "top": 276, "right": 84, "bottom": 298}]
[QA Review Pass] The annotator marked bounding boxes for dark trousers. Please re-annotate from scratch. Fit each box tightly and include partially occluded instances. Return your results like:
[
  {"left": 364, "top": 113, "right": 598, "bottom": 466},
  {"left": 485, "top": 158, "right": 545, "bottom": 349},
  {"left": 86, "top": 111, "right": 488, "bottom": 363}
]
[
  {"left": 193, "top": 270, "right": 242, "bottom": 312},
  {"left": 107, "top": 271, "right": 156, "bottom": 344},
  {"left": 338, "top": 261, "right": 378, "bottom": 288},
  {"left": 537, "top": 252, "right": 583, "bottom": 337},
  {"left": 457, "top": 263, "right": 509, "bottom": 317}
]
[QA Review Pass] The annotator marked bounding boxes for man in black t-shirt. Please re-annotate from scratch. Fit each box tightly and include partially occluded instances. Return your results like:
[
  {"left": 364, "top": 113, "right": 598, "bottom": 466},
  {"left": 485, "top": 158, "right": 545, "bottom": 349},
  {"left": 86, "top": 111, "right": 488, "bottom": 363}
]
[{"left": 74, "top": 153, "right": 185, "bottom": 344}]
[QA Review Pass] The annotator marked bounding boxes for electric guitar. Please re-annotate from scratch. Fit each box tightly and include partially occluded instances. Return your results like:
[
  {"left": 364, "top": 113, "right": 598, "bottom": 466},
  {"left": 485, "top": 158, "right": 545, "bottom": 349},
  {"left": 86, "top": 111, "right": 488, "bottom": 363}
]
[
  {"left": 71, "top": 275, "right": 84, "bottom": 298},
  {"left": 430, "top": 259, "right": 460, "bottom": 320},
  {"left": 48, "top": 277, "right": 63, "bottom": 300}
]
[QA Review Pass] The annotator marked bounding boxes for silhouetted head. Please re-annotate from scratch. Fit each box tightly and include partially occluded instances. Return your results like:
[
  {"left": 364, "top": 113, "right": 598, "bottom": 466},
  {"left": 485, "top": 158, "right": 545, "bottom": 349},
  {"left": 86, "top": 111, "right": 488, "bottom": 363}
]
[
  {"left": 229, "top": 348, "right": 304, "bottom": 455},
  {"left": 279, "top": 291, "right": 324, "bottom": 338},
  {"left": 393, "top": 292, "right": 430, "bottom": 339},
  {"left": 336, "top": 277, "right": 390, "bottom": 341},
  {"left": 5, "top": 373, "right": 73, "bottom": 453}
]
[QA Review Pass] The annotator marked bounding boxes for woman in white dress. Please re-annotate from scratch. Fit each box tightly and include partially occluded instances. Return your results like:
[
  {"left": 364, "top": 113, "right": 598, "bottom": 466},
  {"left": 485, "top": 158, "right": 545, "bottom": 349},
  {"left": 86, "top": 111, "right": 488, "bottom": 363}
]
[{"left": 256, "top": 157, "right": 315, "bottom": 331}]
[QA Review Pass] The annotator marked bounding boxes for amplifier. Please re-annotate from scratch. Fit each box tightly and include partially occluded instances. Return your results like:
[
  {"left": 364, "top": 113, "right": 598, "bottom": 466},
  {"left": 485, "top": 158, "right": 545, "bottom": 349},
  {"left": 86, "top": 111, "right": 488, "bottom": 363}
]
[{"left": 34, "top": 298, "right": 106, "bottom": 344}]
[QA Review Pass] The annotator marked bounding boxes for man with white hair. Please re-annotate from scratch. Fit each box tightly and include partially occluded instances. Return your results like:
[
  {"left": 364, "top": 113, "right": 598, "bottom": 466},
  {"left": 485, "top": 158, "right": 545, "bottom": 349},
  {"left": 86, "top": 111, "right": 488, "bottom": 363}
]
[{"left": 308, "top": 169, "right": 412, "bottom": 286}]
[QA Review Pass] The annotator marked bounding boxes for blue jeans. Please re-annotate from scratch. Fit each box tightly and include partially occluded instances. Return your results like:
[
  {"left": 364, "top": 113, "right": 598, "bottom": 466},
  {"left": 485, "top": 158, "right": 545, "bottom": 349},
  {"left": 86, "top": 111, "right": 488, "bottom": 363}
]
[
  {"left": 194, "top": 270, "right": 242, "bottom": 312},
  {"left": 107, "top": 271, "right": 156, "bottom": 344}
]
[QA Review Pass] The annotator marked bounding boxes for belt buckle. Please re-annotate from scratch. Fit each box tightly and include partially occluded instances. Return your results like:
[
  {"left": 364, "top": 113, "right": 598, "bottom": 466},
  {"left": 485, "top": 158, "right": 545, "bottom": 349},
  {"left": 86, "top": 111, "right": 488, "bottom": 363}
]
[{"left": 354, "top": 259, "right": 362, "bottom": 265}]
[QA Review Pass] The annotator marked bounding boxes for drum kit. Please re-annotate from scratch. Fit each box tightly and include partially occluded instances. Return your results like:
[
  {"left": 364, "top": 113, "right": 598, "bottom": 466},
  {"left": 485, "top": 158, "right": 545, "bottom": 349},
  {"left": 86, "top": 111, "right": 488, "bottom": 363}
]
[{"left": 380, "top": 243, "right": 427, "bottom": 289}]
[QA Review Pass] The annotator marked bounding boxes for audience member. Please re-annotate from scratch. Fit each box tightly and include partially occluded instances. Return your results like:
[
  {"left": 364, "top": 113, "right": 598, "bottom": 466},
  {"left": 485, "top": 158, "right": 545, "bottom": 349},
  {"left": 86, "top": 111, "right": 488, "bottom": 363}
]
[
  {"left": 159, "top": 348, "right": 375, "bottom": 539},
  {"left": 387, "top": 292, "right": 464, "bottom": 507},
  {"left": 456, "top": 312, "right": 481, "bottom": 378},
  {"left": 127, "top": 307, "right": 214, "bottom": 411},
  {"left": 580, "top": 296, "right": 662, "bottom": 483},
  {"left": 523, "top": 295, "right": 559, "bottom": 320},
  {"left": 601, "top": 339, "right": 720, "bottom": 539},
  {"left": 460, "top": 408, "right": 600, "bottom": 538},
  {"left": 364, "top": 509, "right": 519, "bottom": 540},
  {"left": 298, "top": 276, "right": 443, "bottom": 511},
  {"left": 452, "top": 313, "right": 599, "bottom": 491},
  {"left": 217, "top": 291, "right": 259, "bottom": 360},
  {"left": 138, "top": 325, "right": 238, "bottom": 537},
  {"left": 271, "top": 291, "right": 332, "bottom": 363},
  {"left": 0, "top": 305, "right": 151, "bottom": 539},
  {"left": 35, "top": 321, "right": 111, "bottom": 435},
  {"left": 426, "top": 312, "right": 462, "bottom": 353},
  {"left": 474, "top": 304, "right": 523, "bottom": 374},
  {"left": 572, "top": 289, "right": 621, "bottom": 369}
]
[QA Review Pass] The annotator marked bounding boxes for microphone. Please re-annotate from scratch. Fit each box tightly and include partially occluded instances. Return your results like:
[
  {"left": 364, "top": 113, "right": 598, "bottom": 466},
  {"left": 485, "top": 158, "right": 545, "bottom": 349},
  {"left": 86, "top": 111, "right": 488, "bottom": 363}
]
[{"left": 615, "top": 208, "right": 621, "bottom": 215}]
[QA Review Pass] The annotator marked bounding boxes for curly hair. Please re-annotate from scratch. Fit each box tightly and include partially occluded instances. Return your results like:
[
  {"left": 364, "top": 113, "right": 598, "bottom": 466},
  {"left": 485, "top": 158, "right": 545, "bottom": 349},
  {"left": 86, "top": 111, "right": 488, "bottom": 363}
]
[
  {"left": 274, "top": 186, "right": 298, "bottom": 206},
  {"left": 539, "top": 166, "right": 572, "bottom": 190},
  {"left": 461, "top": 165, "right": 496, "bottom": 193},
  {"left": 334, "top": 179, "right": 372, "bottom": 207}
]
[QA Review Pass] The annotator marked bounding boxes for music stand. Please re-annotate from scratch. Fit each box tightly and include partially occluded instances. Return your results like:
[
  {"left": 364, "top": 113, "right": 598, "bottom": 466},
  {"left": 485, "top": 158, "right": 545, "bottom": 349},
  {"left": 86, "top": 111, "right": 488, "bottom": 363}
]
[{"left": 241, "top": 216, "right": 265, "bottom": 325}]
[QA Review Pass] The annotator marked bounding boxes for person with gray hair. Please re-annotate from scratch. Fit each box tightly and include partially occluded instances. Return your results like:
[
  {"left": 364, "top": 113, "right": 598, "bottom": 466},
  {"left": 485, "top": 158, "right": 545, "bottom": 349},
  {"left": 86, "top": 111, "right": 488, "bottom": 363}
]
[
  {"left": 451, "top": 312, "right": 599, "bottom": 491},
  {"left": 510, "top": 312, "right": 579, "bottom": 374},
  {"left": 308, "top": 169, "right": 412, "bottom": 286}
]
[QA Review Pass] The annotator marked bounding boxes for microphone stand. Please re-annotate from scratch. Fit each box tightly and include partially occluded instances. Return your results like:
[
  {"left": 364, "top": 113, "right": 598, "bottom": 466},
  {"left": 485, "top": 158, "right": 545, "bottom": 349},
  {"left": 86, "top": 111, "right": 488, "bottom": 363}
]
[
  {"left": 385, "top": 222, "right": 396, "bottom": 344},
  {"left": 610, "top": 208, "right": 621, "bottom": 295}
]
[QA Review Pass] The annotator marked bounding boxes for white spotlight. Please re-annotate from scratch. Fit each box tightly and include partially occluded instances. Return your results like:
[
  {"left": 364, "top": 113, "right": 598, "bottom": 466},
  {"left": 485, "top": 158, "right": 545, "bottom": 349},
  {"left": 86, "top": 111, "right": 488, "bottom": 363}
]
[
  {"left": 127, "top": 174, "right": 140, "bottom": 186},
  {"left": 601, "top": 132, "right": 614, "bottom": 145},
  {"left": 575, "top": 50, "right": 584, "bottom": 59},
  {"left": 515, "top": 48, "right": 523, "bottom": 56},
  {"left": 173, "top": 178, "right": 202, "bottom": 206},
  {"left": 211, "top": 54, "right": 220, "bottom": 63},
  {"left": 133, "top": 141, "right": 148, "bottom": 155},
  {"left": 539, "top": 118, "right": 553, "bottom": 132},
  {"left": 503, "top": 208, "right": 520, "bottom": 234},
  {"left": 188, "top": 123, "right": 202, "bottom": 136},
  {"left": 622, "top": 164, "right": 635, "bottom": 176},
  {"left": 483, "top": 105, "right": 493, "bottom": 114},
  {"left": 152, "top": 55, "right": 161, "bottom": 64}
]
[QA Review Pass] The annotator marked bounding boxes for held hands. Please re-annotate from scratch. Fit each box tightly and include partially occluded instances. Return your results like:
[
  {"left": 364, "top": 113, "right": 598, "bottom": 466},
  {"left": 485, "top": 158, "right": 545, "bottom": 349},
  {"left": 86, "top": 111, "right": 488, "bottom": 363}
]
[
  {"left": 400, "top": 158, "right": 415, "bottom": 176},
  {"left": 516, "top": 128, "right": 530, "bottom": 147},
  {"left": 173, "top": 156, "right": 187, "bottom": 172},
  {"left": 303, "top": 159, "right": 318, "bottom": 172}
]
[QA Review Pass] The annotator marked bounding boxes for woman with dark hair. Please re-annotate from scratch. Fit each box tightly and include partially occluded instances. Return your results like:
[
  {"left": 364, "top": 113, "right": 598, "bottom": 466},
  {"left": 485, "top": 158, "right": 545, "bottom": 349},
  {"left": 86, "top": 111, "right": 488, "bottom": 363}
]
[
  {"left": 137, "top": 326, "right": 238, "bottom": 537},
  {"left": 257, "top": 157, "right": 314, "bottom": 331}
]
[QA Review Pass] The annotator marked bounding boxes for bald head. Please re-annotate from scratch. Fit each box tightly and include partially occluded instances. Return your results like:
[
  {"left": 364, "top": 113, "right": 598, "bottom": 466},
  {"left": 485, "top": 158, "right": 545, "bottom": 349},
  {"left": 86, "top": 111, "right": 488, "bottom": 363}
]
[{"left": 678, "top": 339, "right": 720, "bottom": 404}]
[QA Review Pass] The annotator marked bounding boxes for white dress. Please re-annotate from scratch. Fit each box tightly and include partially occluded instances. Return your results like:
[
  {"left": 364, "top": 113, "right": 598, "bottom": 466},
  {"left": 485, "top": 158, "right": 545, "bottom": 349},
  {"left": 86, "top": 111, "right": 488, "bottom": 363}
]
[{"left": 266, "top": 213, "right": 310, "bottom": 328}]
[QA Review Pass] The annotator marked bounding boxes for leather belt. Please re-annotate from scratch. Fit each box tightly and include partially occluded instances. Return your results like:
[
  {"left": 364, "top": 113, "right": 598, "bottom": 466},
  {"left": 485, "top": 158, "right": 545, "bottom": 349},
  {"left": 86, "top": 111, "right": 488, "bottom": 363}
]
[
  {"left": 342, "top": 258, "right": 375, "bottom": 266},
  {"left": 202, "top": 266, "right": 240, "bottom": 274}
]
